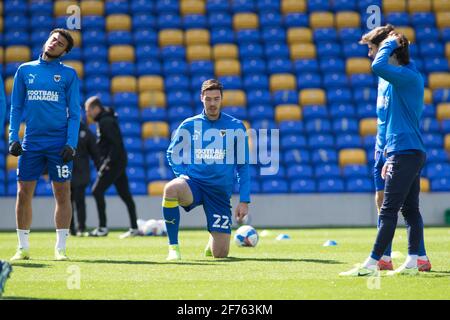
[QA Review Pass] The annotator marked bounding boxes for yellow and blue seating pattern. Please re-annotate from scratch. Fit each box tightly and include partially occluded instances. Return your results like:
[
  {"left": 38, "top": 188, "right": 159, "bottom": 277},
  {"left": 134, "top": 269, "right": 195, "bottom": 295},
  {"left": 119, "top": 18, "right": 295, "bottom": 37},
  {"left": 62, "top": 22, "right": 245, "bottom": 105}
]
[{"left": 0, "top": 0, "right": 450, "bottom": 196}]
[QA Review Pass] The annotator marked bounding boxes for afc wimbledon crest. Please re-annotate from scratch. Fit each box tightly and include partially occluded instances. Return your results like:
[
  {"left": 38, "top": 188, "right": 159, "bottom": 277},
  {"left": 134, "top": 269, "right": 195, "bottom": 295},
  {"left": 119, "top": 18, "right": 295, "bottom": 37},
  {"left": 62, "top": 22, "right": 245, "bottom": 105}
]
[
  {"left": 54, "top": 74, "right": 61, "bottom": 82},
  {"left": 220, "top": 129, "right": 226, "bottom": 137}
]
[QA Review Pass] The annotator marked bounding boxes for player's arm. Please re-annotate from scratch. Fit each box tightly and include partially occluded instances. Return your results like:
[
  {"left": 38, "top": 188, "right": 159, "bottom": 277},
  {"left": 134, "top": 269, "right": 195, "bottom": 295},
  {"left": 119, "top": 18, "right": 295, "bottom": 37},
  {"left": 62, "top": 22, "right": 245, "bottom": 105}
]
[
  {"left": 9, "top": 67, "right": 26, "bottom": 145},
  {"left": 65, "top": 70, "right": 81, "bottom": 149},
  {"left": 101, "top": 118, "right": 123, "bottom": 168},
  {"left": 166, "top": 121, "right": 190, "bottom": 177},
  {"left": 0, "top": 76, "right": 6, "bottom": 129},
  {"left": 371, "top": 37, "right": 416, "bottom": 86},
  {"left": 235, "top": 123, "right": 251, "bottom": 222}
]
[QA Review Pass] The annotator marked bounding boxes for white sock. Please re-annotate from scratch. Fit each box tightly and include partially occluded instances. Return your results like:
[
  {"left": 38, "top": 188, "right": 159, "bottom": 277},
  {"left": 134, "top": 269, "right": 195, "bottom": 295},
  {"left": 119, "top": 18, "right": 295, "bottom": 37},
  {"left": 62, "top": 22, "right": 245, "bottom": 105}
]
[
  {"left": 381, "top": 255, "right": 392, "bottom": 262},
  {"left": 17, "top": 229, "right": 30, "bottom": 250},
  {"left": 55, "top": 229, "right": 69, "bottom": 250},
  {"left": 405, "top": 255, "right": 418, "bottom": 268},
  {"left": 362, "top": 257, "right": 378, "bottom": 268},
  {"left": 419, "top": 255, "right": 428, "bottom": 261}
]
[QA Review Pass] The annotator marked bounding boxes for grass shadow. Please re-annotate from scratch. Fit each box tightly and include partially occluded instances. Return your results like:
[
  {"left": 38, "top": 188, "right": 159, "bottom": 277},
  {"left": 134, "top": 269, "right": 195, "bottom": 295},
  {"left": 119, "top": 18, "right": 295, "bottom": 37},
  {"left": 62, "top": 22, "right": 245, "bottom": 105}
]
[
  {"left": 421, "top": 270, "right": 450, "bottom": 278},
  {"left": 9, "top": 262, "right": 51, "bottom": 269},
  {"left": 1, "top": 296, "right": 58, "bottom": 300},
  {"left": 194, "top": 257, "right": 344, "bottom": 264},
  {"left": 70, "top": 259, "right": 219, "bottom": 266}
]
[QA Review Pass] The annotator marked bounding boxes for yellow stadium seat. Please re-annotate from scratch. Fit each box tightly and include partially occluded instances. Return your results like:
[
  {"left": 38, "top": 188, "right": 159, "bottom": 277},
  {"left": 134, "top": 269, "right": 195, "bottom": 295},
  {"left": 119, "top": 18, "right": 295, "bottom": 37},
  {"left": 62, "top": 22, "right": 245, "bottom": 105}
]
[
  {"left": 437, "top": 103, "right": 450, "bottom": 121},
  {"left": 346, "top": 58, "right": 372, "bottom": 74},
  {"left": 142, "top": 122, "right": 169, "bottom": 139},
  {"left": 148, "top": 180, "right": 169, "bottom": 196},
  {"left": 0, "top": 16, "right": 3, "bottom": 33},
  {"left": 436, "top": 12, "right": 450, "bottom": 28},
  {"left": 108, "top": 45, "right": 134, "bottom": 62},
  {"left": 81, "top": 0, "right": 104, "bottom": 15},
  {"left": 395, "top": 27, "right": 415, "bottom": 43},
  {"left": 138, "top": 76, "right": 164, "bottom": 92},
  {"left": 159, "top": 29, "right": 184, "bottom": 47},
  {"left": 408, "top": 0, "right": 432, "bottom": 12},
  {"left": 185, "top": 29, "right": 210, "bottom": 46},
  {"left": 187, "top": 45, "right": 212, "bottom": 61},
  {"left": 359, "top": 118, "right": 377, "bottom": 137},
  {"left": 383, "top": 0, "right": 406, "bottom": 13},
  {"left": 420, "top": 177, "right": 430, "bottom": 192},
  {"left": 433, "top": 0, "right": 450, "bottom": 11},
  {"left": 299, "top": 89, "right": 326, "bottom": 105},
  {"left": 222, "top": 90, "right": 246, "bottom": 107},
  {"left": 336, "top": 12, "right": 361, "bottom": 29},
  {"left": 106, "top": 14, "right": 132, "bottom": 32},
  {"left": 5, "top": 46, "right": 31, "bottom": 63},
  {"left": 270, "top": 74, "right": 296, "bottom": 92},
  {"left": 111, "top": 76, "right": 137, "bottom": 93},
  {"left": 5, "top": 77, "right": 14, "bottom": 95},
  {"left": 54, "top": 1, "right": 78, "bottom": 17},
  {"left": 428, "top": 73, "right": 450, "bottom": 90},
  {"left": 281, "top": 0, "right": 307, "bottom": 14},
  {"left": 310, "top": 12, "right": 334, "bottom": 29},
  {"left": 64, "top": 60, "right": 84, "bottom": 79},
  {"left": 275, "top": 105, "right": 302, "bottom": 122},
  {"left": 213, "top": 44, "right": 238, "bottom": 60},
  {"left": 233, "top": 13, "right": 259, "bottom": 30},
  {"left": 215, "top": 60, "right": 241, "bottom": 77},
  {"left": 424, "top": 88, "right": 433, "bottom": 104},
  {"left": 0, "top": 47, "right": 3, "bottom": 64},
  {"left": 0, "top": 2, "right": 2, "bottom": 15},
  {"left": 68, "top": 30, "right": 82, "bottom": 47},
  {"left": 287, "top": 27, "right": 313, "bottom": 44},
  {"left": 7, "top": 155, "right": 18, "bottom": 171},
  {"left": 180, "top": 0, "right": 205, "bottom": 16},
  {"left": 139, "top": 91, "right": 166, "bottom": 108},
  {"left": 446, "top": 42, "right": 450, "bottom": 59},
  {"left": 445, "top": 133, "right": 450, "bottom": 151},
  {"left": 290, "top": 43, "right": 316, "bottom": 59},
  {"left": 339, "top": 149, "right": 367, "bottom": 167}
]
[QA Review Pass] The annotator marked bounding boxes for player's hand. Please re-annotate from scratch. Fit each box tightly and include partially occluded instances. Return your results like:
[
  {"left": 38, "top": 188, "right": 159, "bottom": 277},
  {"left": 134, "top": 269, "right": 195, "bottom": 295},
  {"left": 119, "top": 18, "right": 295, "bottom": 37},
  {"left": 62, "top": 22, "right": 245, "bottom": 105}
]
[
  {"left": 235, "top": 202, "right": 249, "bottom": 224},
  {"left": 8, "top": 141, "right": 23, "bottom": 157},
  {"left": 381, "top": 162, "right": 388, "bottom": 180},
  {"left": 60, "top": 145, "right": 76, "bottom": 163}
]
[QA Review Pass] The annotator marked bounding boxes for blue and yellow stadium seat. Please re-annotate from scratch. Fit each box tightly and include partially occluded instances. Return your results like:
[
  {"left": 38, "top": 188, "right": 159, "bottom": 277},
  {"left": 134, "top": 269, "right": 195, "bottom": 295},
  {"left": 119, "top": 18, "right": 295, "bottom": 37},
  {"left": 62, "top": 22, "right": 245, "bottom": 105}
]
[
  {"left": 142, "top": 122, "right": 170, "bottom": 139},
  {"left": 215, "top": 59, "right": 241, "bottom": 77},
  {"left": 139, "top": 91, "right": 166, "bottom": 108},
  {"left": 187, "top": 45, "right": 212, "bottom": 61},
  {"left": 185, "top": 29, "right": 210, "bottom": 46},
  {"left": 108, "top": 45, "right": 135, "bottom": 62},
  {"left": 275, "top": 105, "right": 302, "bottom": 122},
  {"left": 233, "top": 13, "right": 259, "bottom": 30}
]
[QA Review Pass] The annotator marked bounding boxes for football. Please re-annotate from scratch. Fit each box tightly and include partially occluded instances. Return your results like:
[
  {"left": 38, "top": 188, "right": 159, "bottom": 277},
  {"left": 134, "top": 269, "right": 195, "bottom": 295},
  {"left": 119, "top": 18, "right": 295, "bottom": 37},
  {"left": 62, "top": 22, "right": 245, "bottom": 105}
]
[{"left": 234, "top": 225, "right": 259, "bottom": 247}]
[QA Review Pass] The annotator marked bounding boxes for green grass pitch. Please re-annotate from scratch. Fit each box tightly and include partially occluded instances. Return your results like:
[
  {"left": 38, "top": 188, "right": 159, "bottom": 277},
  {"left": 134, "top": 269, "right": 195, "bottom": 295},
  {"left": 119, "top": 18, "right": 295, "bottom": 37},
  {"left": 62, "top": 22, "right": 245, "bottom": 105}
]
[{"left": 0, "top": 227, "right": 449, "bottom": 300}]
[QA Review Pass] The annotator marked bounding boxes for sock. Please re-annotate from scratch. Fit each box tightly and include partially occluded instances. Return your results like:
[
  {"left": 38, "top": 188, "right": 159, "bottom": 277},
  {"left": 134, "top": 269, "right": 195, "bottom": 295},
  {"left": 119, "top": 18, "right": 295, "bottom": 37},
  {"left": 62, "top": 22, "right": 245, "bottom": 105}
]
[
  {"left": 362, "top": 256, "right": 378, "bottom": 269},
  {"left": 381, "top": 255, "right": 392, "bottom": 262},
  {"left": 162, "top": 198, "right": 180, "bottom": 245},
  {"left": 55, "top": 229, "right": 69, "bottom": 250},
  {"left": 17, "top": 229, "right": 30, "bottom": 250},
  {"left": 405, "top": 255, "right": 418, "bottom": 268},
  {"left": 419, "top": 255, "right": 428, "bottom": 261},
  {"left": 418, "top": 215, "right": 427, "bottom": 256}
]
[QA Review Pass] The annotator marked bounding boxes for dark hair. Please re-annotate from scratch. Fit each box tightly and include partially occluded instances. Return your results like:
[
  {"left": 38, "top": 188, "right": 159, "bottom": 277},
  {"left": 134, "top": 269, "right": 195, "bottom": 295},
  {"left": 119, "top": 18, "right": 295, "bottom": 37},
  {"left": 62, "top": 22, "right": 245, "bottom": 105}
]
[
  {"left": 49, "top": 28, "right": 74, "bottom": 53},
  {"left": 359, "top": 24, "right": 410, "bottom": 65},
  {"left": 85, "top": 96, "right": 103, "bottom": 109},
  {"left": 201, "top": 79, "right": 223, "bottom": 97}
]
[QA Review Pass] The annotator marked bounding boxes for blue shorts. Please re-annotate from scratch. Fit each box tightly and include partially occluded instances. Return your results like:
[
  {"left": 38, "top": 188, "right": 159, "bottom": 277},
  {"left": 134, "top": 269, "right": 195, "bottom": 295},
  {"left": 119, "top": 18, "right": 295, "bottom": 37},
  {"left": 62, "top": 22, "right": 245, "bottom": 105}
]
[
  {"left": 181, "top": 178, "right": 232, "bottom": 234},
  {"left": 17, "top": 149, "right": 73, "bottom": 182},
  {"left": 373, "top": 150, "right": 386, "bottom": 191}
]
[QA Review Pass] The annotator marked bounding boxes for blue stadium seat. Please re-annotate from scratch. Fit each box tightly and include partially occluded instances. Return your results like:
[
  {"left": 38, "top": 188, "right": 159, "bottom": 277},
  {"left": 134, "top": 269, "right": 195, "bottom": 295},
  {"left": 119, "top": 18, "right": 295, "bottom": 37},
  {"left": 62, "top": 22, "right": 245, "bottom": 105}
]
[
  {"left": 318, "top": 178, "right": 345, "bottom": 193},
  {"left": 157, "top": 13, "right": 182, "bottom": 29},
  {"left": 35, "top": 181, "right": 53, "bottom": 196},
  {"left": 350, "top": 74, "right": 376, "bottom": 88},
  {"left": 134, "top": 29, "right": 158, "bottom": 44},
  {"left": 207, "top": 0, "right": 230, "bottom": 13},
  {"left": 265, "top": 43, "right": 290, "bottom": 59},
  {"left": 116, "top": 107, "right": 140, "bottom": 122},
  {"left": 145, "top": 151, "right": 168, "bottom": 166},
  {"left": 312, "top": 149, "right": 338, "bottom": 163},
  {"left": 163, "top": 60, "right": 189, "bottom": 75},
  {"left": 113, "top": 93, "right": 138, "bottom": 107},
  {"left": 442, "top": 120, "right": 450, "bottom": 133},
  {"left": 281, "top": 135, "right": 307, "bottom": 150},
  {"left": 190, "top": 60, "right": 214, "bottom": 75},
  {"left": 123, "top": 137, "right": 143, "bottom": 152},
  {"left": 426, "top": 163, "right": 450, "bottom": 179},
  {"left": 161, "top": 46, "right": 186, "bottom": 60},
  {"left": 357, "top": 0, "right": 381, "bottom": 11},
  {"left": 424, "top": 58, "right": 449, "bottom": 73},
  {"left": 236, "top": 30, "right": 261, "bottom": 44},
  {"left": 302, "top": 105, "right": 328, "bottom": 119},
  {"left": 332, "top": 0, "right": 357, "bottom": 11},
  {"left": 251, "top": 119, "right": 277, "bottom": 131},
  {"left": 143, "top": 138, "right": 170, "bottom": 152},
  {"left": 120, "top": 122, "right": 141, "bottom": 137},
  {"left": 426, "top": 149, "right": 449, "bottom": 163},
  {"left": 273, "top": 90, "right": 298, "bottom": 105},
  {"left": 287, "top": 164, "right": 314, "bottom": 179},
  {"left": 290, "top": 179, "right": 316, "bottom": 193},
  {"left": 259, "top": 166, "right": 286, "bottom": 181},
  {"left": 141, "top": 107, "right": 167, "bottom": 121},
  {"left": 323, "top": 72, "right": 348, "bottom": 88},
  {"left": 168, "top": 106, "right": 194, "bottom": 121},
  {"left": 342, "top": 42, "right": 367, "bottom": 58},
  {"left": 131, "top": 0, "right": 154, "bottom": 13},
  {"left": 136, "top": 44, "right": 160, "bottom": 60},
  {"left": 353, "top": 88, "right": 377, "bottom": 103},
  {"left": 327, "top": 88, "right": 352, "bottom": 104},
  {"left": 30, "top": 15, "right": 54, "bottom": 30},
  {"left": 308, "top": 0, "right": 331, "bottom": 11},
  {"left": 284, "top": 149, "right": 311, "bottom": 164},
  {"left": 284, "top": 13, "right": 309, "bottom": 27},
  {"left": 31, "top": 29, "right": 51, "bottom": 47},
  {"left": 279, "top": 121, "right": 304, "bottom": 136},
  {"left": 441, "top": 28, "right": 450, "bottom": 42},
  {"left": 421, "top": 118, "right": 441, "bottom": 133},
  {"left": 433, "top": 89, "right": 450, "bottom": 103},
  {"left": 218, "top": 76, "right": 242, "bottom": 90},
  {"left": 83, "top": 45, "right": 108, "bottom": 61},
  {"left": 86, "top": 91, "right": 112, "bottom": 107},
  {"left": 247, "top": 90, "right": 272, "bottom": 105},
  {"left": 329, "top": 103, "right": 356, "bottom": 118},
  {"left": 314, "top": 28, "right": 338, "bottom": 42},
  {"left": 170, "top": 120, "right": 184, "bottom": 133},
  {"left": 127, "top": 152, "right": 145, "bottom": 167},
  {"left": 126, "top": 166, "right": 146, "bottom": 182},
  {"left": 183, "top": 15, "right": 208, "bottom": 29},
  {"left": 191, "top": 74, "right": 214, "bottom": 91},
  {"left": 267, "top": 58, "right": 292, "bottom": 73},
  {"left": 316, "top": 42, "right": 341, "bottom": 58},
  {"left": 315, "top": 164, "right": 341, "bottom": 179},
  {"left": 129, "top": 182, "right": 147, "bottom": 195},
  {"left": 156, "top": 0, "right": 179, "bottom": 13},
  {"left": 248, "top": 105, "right": 273, "bottom": 120},
  {"left": 419, "top": 42, "right": 444, "bottom": 58},
  {"left": 409, "top": 43, "right": 419, "bottom": 58},
  {"left": 262, "top": 27, "right": 286, "bottom": 43},
  {"left": 411, "top": 12, "right": 436, "bottom": 27},
  {"left": 222, "top": 106, "right": 247, "bottom": 120},
  {"left": 308, "top": 134, "right": 334, "bottom": 149},
  {"left": 64, "top": 47, "right": 82, "bottom": 61},
  {"left": 242, "top": 58, "right": 266, "bottom": 74},
  {"left": 431, "top": 178, "right": 450, "bottom": 191},
  {"left": 336, "top": 134, "right": 361, "bottom": 149},
  {"left": 346, "top": 178, "right": 373, "bottom": 192},
  {"left": 416, "top": 27, "right": 439, "bottom": 43},
  {"left": 208, "top": 13, "right": 232, "bottom": 28},
  {"left": 83, "top": 30, "right": 107, "bottom": 45},
  {"left": 261, "top": 179, "right": 289, "bottom": 193},
  {"left": 4, "top": 15, "right": 28, "bottom": 31},
  {"left": 260, "top": 13, "right": 283, "bottom": 29},
  {"left": 105, "top": 0, "right": 129, "bottom": 14},
  {"left": 297, "top": 73, "right": 322, "bottom": 89},
  {"left": 107, "top": 31, "right": 133, "bottom": 46},
  {"left": 5, "top": 63, "right": 21, "bottom": 77},
  {"left": 257, "top": 0, "right": 281, "bottom": 11},
  {"left": 362, "top": 135, "right": 376, "bottom": 150},
  {"left": 29, "top": 0, "right": 53, "bottom": 15},
  {"left": 342, "top": 165, "right": 369, "bottom": 178},
  {"left": 4, "top": 31, "right": 29, "bottom": 46},
  {"left": 82, "top": 16, "right": 106, "bottom": 30},
  {"left": 165, "top": 75, "right": 190, "bottom": 90},
  {"left": 136, "top": 60, "right": 162, "bottom": 75},
  {"left": 319, "top": 58, "right": 345, "bottom": 72},
  {"left": 210, "top": 27, "right": 235, "bottom": 44},
  {"left": 167, "top": 90, "right": 193, "bottom": 107},
  {"left": 133, "top": 14, "right": 157, "bottom": 30},
  {"left": 147, "top": 167, "right": 175, "bottom": 181},
  {"left": 339, "top": 28, "right": 363, "bottom": 42},
  {"left": 231, "top": 0, "right": 256, "bottom": 12},
  {"left": 385, "top": 12, "right": 409, "bottom": 26},
  {"left": 333, "top": 118, "right": 359, "bottom": 134},
  {"left": 294, "top": 59, "right": 319, "bottom": 73},
  {"left": 357, "top": 102, "right": 377, "bottom": 118},
  {"left": 240, "top": 43, "right": 264, "bottom": 59},
  {"left": 243, "top": 74, "right": 269, "bottom": 90},
  {"left": 305, "top": 119, "right": 331, "bottom": 134},
  {"left": 422, "top": 133, "right": 444, "bottom": 149}
]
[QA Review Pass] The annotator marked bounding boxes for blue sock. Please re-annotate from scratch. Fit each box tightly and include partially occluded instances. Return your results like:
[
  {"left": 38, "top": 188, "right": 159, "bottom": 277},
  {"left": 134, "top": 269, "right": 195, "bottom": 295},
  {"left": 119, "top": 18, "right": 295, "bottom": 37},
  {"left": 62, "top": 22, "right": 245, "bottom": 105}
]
[
  {"left": 418, "top": 214, "right": 427, "bottom": 256},
  {"left": 378, "top": 215, "right": 392, "bottom": 256},
  {"left": 162, "top": 198, "right": 180, "bottom": 245}
]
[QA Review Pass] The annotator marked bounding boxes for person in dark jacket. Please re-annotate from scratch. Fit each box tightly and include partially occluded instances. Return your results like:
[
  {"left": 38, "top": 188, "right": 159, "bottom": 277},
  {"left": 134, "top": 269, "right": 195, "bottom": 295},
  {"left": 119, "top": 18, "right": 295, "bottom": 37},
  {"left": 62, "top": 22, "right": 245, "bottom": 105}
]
[
  {"left": 84, "top": 96, "right": 139, "bottom": 238},
  {"left": 70, "top": 120, "right": 101, "bottom": 236}
]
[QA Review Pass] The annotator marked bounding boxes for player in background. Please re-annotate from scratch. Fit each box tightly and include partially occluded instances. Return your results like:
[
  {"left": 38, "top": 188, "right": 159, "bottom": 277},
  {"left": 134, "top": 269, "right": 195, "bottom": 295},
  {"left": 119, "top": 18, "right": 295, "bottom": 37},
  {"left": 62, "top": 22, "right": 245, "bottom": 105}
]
[
  {"left": 163, "top": 79, "right": 251, "bottom": 260},
  {"left": 0, "top": 260, "right": 12, "bottom": 298},
  {"left": 341, "top": 29, "right": 427, "bottom": 276},
  {"left": 9, "top": 29, "right": 80, "bottom": 261},
  {"left": 0, "top": 76, "right": 6, "bottom": 131},
  {"left": 84, "top": 96, "right": 139, "bottom": 239}
]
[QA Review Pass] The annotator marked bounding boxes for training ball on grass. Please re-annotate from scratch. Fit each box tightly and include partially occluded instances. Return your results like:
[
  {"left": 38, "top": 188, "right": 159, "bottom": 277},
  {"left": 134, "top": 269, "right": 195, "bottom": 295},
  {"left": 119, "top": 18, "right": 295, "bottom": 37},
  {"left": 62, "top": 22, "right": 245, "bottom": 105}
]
[
  {"left": 143, "top": 219, "right": 160, "bottom": 236},
  {"left": 234, "top": 225, "right": 258, "bottom": 247}
]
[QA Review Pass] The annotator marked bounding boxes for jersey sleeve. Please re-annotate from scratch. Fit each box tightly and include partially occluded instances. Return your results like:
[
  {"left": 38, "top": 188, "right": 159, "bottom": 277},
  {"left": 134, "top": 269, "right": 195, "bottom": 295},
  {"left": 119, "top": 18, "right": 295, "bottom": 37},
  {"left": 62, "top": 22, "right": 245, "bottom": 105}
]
[
  {"left": 235, "top": 122, "right": 251, "bottom": 203},
  {"left": 9, "top": 66, "right": 26, "bottom": 144},
  {"left": 66, "top": 70, "right": 81, "bottom": 148}
]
